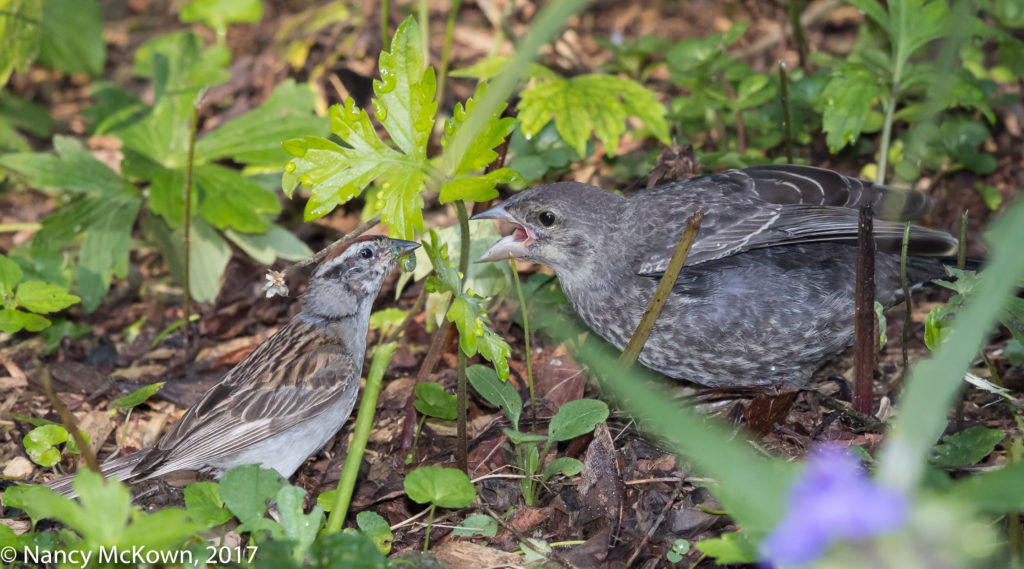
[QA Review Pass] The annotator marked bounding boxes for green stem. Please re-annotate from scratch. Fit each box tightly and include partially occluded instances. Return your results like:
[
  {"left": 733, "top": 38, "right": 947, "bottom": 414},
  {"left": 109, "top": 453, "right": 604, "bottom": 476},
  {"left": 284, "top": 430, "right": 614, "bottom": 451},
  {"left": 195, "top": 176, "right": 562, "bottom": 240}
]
[
  {"left": 900, "top": 222, "right": 911, "bottom": 379},
  {"left": 436, "top": 0, "right": 462, "bottom": 107},
  {"left": 875, "top": 59, "right": 903, "bottom": 185},
  {"left": 508, "top": 259, "right": 536, "bottom": 419},
  {"left": 778, "top": 62, "right": 793, "bottom": 164},
  {"left": 455, "top": 200, "right": 472, "bottom": 474},
  {"left": 0, "top": 222, "right": 41, "bottom": 232},
  {"left": 787, "top": 0, "right": 808, "bottom": 69},
  {"left": 423, "top": 504, "right": 436, "bottom": 552},
  {"left": 182, "top": 92, "right": 202, "bottom": 353},
  {"left": 325, "top": 343, "right": 397, "bottom": 534},
  {"left": 418, "top": 0, "right": 429, "bottom": 65}
]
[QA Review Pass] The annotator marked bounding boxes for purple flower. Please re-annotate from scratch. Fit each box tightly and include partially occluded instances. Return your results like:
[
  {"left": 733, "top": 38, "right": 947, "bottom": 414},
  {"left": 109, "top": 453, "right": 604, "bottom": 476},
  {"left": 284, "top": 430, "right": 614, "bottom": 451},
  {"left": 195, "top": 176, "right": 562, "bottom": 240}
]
[{"left": 760, "top": 445, "right": 908, "bottom": 567}]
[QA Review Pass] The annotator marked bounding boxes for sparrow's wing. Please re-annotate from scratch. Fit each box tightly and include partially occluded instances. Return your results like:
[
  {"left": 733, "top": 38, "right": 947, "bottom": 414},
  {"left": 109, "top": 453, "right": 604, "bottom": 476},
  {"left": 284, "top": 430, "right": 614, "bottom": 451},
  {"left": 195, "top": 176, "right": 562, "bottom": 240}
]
[
  {"left": 132, "top": 322, "right": 359, "bottom": 477},
  {"left": 635, "top": 166, "right": 956, "bottom": 276}
]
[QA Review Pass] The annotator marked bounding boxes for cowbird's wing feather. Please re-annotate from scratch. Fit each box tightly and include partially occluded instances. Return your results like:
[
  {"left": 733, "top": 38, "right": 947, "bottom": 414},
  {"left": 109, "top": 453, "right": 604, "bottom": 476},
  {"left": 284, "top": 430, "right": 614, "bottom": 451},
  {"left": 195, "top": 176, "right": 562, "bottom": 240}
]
[
  {"left": 635, "top": 165, "right": 954, "bottom": 277},
  {"left": 132, "top": 320, "right": 357, "bottom": 477}
]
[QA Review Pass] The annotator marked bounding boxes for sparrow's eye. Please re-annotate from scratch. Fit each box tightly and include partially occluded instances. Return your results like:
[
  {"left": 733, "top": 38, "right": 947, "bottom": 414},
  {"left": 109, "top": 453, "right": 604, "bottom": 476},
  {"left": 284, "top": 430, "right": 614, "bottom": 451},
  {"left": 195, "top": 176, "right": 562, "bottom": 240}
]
[
  {"left": 359, "top": 247, "right": 374, "bottom": 259},
  {"left": 538, "top": 211, "right": 556, "bottom": 227}
]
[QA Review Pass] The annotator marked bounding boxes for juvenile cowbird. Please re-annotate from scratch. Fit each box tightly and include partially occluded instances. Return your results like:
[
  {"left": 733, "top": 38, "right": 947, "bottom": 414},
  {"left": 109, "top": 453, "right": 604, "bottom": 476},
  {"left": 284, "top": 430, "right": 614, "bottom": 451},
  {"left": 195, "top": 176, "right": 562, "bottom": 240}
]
[
  {"left": 473, "top": 165, "right": 960, "bottom": 387},
  {"left": 47, "top": 236, "right": 419, "bottom": 496}
]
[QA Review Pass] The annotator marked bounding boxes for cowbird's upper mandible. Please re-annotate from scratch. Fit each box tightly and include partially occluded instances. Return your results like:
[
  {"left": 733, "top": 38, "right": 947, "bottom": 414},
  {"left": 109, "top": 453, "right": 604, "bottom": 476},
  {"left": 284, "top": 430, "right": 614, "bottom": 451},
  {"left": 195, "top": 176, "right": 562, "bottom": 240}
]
[{"left": 473, "top": 165, "right": 960, "bottom": 387}]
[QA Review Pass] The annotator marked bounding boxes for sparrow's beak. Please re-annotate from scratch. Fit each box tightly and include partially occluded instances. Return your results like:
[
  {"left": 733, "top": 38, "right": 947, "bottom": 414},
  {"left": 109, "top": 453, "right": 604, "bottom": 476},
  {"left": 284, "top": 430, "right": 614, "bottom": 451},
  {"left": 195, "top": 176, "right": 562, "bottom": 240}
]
[
  {"left": 471, "top": 203, "right": 532, "bottom": 263},
  {"left": 389, "top": 239, "right": 421, "bottom": 257}
]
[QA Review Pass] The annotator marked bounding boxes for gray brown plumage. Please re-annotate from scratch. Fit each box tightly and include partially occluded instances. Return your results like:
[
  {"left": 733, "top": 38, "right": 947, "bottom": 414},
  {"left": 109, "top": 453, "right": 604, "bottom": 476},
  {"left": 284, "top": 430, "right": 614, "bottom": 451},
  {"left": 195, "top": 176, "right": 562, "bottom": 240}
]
[
  {"left": 46, "top": 236, "right": 418, "bottom": 496},
  {"left": 473, "top": 165, "right": 961, "bottom": 387}
]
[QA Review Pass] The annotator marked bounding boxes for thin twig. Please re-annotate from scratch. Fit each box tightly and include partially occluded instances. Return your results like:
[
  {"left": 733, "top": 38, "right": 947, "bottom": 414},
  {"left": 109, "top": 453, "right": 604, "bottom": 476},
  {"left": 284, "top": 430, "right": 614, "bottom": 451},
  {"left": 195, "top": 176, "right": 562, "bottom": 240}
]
[
  {"left": 484, "top": 508, "right": 580, "bottom": 569},
  {"left": 455, "top": 200, "right": 472, "bottom": 474},
  {"left": 808, "top": 391, "right": 886, "bottom": 433},
  {"left": 279, "top": 216, "right": 382, "bottom": 280},
  {"left": 778, "top": 61, "right": 793, "bottom": 164},
  {"left": 787, "top": 0, "right": 809, "bottom": 69},
  {"left": 956, "top": 210, "right": 968, "bottom": 430},
  {"left": 900, "top": 222, "right": 911, "bottom": 378},
  {"left": 41, "top": 368, "right": 100, "bottom": 473},
  {"left": 626, "top": 481, "right": 683, "bottom": 567},
  {"left": 620, "top": 212, "right": 703, "bottom": 366},
  {"left": 853, "top": 204, "right": 876, "bottom": 415}
]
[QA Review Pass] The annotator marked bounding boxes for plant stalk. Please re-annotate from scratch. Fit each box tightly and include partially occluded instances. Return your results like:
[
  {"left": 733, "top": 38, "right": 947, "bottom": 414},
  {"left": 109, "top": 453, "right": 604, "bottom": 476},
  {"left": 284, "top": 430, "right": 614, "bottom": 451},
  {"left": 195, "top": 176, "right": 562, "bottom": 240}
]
[
  {"left": 436, "top": 0, "right": 463, "bottom": 107},
  {"left": 423, "top": 504, "right": 436, "bottom": 552},
  {"left": 853, "top": 204, "right": 877, "bottom": 415},
  {"left": 620, "top": 212, "right": 703, "bottom": 367},
  {"left": 455, "top": 200, "right": 472, "bottom": 474},
  {"left": 325, "top": 342, "right": 397, "bottom": 533},
  {"left": 182, "top": 93, "right": 201, "bottom": 354},
  {"left": 509, "top": 258, "right": 536, "bottom": 418},
  {"left": 380, "top": 0, "right": 390, "bottom": 51},
  {"left": 778, "top": 61, "right": 793, "bottom": 164},
  {"left": 900, "top": 222, "right": 911, "bottom": 379},
  {"left": 41, "top": 368, "right": 100, "bottom": 473}
]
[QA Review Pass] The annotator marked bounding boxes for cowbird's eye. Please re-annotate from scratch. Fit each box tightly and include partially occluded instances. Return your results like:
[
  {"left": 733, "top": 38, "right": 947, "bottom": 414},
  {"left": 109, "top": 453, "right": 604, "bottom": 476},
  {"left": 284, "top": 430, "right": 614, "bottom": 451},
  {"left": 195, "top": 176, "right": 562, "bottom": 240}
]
[
  {"left": 360, "top": 247, "right": 374, "bottom": 259},
  {"left": 538, "top": 211, "right": 556, "bottom": 227}
]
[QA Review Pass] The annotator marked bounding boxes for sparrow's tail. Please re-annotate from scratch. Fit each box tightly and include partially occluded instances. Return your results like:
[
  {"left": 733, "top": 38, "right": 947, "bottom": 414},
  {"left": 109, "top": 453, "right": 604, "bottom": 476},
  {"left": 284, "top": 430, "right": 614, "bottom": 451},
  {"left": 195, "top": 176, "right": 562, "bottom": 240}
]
[{"left": 43, "top": 451, "right": 147, "bottom": 498}]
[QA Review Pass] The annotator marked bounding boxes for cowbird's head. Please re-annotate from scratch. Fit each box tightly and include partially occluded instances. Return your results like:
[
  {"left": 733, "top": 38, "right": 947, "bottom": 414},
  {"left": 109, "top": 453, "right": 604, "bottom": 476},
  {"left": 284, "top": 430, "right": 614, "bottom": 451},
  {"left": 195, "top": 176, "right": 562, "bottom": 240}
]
[{"left": 471, "top": 182, "right": 626, "bottom": 276}]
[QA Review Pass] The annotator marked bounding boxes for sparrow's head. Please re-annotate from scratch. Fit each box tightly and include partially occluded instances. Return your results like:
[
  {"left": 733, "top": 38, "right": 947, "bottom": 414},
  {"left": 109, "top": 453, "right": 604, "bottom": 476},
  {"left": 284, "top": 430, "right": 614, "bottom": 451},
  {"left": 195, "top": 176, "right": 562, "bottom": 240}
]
[
  {"left": 304, "top": 235, "right": 419, "bottom": 319},
  {"left": 472, "top": 182, "right": 626, "bottom": 274}
]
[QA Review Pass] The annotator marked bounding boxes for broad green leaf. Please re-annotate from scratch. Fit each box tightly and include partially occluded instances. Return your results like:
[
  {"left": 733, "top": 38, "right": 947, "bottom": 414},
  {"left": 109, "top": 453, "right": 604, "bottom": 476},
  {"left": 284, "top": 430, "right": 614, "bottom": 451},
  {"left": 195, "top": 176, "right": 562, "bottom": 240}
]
[
  {"left": 518, "top": 74, "right": 669, "bottom": 156},
  {"left": 223, "top": 225, "right": 312, "bottom": 265},
  {"left": 24, "top": 424, "right": 68, "bottom": 466},
  {"left": 503, "top": 428, "right": 548, "bottom": 445},
  {"left": 184, "top": 481, "right": 233, "bottom": 527},
  {"left": 440, "top": 81, "right": 518, "bottom": 197},
  {"left": 0, "top": 254, "right": 24, "bottom": 298},
  {"left": 355, "top": 511, "right": 394, "bottom": 554},
  {"left": 277, "top": 485, "right": 323, "bottom": 562},
  {"left": 187, "top": 218, "right": 232, "bottom": 303},
  {"left": 0, "top": 91, "right": 57, "bottom": 137},
  {"left": 547, "top": 399, "right": 609, "bottom": 442},
  {"left": 76, "top": 194, "right": 142, "bottom": 311},
  {"left": 181, "top": 0, "right": 263, "bottom": 35},
  {"left": 74, "top": 469, "right": 134, "bottom": 544},
  {"left": 467, "top": 364, "right": 521, "bottom": 428},
  {"left": 37, "top": 0, "right": 105, "bottom": 75},
  {"left": 930, "top": 426, "right": 1005, "bottom": 468},
  {"left": 133, "top": 30, "right": 231, "bottom": 90},
  {"left": 541, "top": 457, "right": 583, "bottom": 482},
  {"left": 282, "top": 18, "right": 433, "bottom": 239},
  {"left": 113, "top": 382, "right": 165, "bottom": 409},
  {"left": 196, "top": 164, "right": 280, "bottom": 233},
  {"left": 0, "top": 307, "right": 50, "bottom": 333},
  {"left": 369, "top": 308, "right": 406, "bottom": 335},
  {"left": 439, "top": 169, "right": 520, "bottom": 204},
  {"left": 117, "top": 507, "right": 202, "bottom": 550},
  {"left": 694, "top": 531, "right": 758, "bottom": 564},
  {"left": 414, "top": 382, "right": 458, "bottom": 420},
  {"left": 845, "top": 0, "right": 890, "bottom": 35},
  {"left": 450, "top": 56, "right": 557, "bottom": 81},
  {"left": 309, "top": 532, "right": 387, "bottom": 569},
  {"left": 452, "top": 513, "right": 498, "bottom": 538},
  {"left": 822, "top": 68, "right": 879, "bottom": 153},
  {"left": 15, "top": 281, "right": 79, "bottom": 314},
  {"left": 0, "top": 0, "right": 43, "bottom": 88},
  {"left": 0, "top": 136, "right": 134, "bottom": 194},
  {"left": 195, "top": 80, "right": 328, "bottom": 167},
  {"left": 219, "top": 465, "right": 288, "bottom": 524},
  {"left": 1, "top": 483, "right": 90, "bottom": 531},
  {"left": 404, "top": 466, "right": 477, "bottom": 509},
  {"left": 147, "top": 167, "right": 190, "bottom": 226},
  {"left": 947, "top": 459, "right": 1024, "bottom": 513}
]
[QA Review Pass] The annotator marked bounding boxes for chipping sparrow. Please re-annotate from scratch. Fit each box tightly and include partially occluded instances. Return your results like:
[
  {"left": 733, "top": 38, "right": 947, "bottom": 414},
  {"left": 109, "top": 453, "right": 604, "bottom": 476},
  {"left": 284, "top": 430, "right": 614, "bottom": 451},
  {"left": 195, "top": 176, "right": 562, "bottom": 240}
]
[{"left": 46, "top": 235, "right": 419, "bottom": 496}]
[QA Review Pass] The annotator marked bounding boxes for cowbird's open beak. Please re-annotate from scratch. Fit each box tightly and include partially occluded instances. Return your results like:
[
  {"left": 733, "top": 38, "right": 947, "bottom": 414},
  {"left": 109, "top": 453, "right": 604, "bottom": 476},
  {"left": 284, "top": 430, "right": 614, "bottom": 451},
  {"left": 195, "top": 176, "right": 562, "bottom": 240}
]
[{"left": 471, "top": 203, "right": 532, "bottom": 263}]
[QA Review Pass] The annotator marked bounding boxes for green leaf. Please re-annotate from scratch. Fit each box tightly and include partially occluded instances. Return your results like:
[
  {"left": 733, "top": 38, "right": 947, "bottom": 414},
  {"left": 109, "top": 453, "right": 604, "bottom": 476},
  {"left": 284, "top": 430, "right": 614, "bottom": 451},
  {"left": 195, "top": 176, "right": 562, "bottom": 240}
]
[
  {"left": 181, "top": 0, "right": 263, "bottom": 35},
  {"left": 223, "top": 225, "right": 312, "bottom": 265},
  {"left": 541, "top": 457, "right": 583, "bottom": 482},
  {"left": 219, "top": 465, "right": 288, "bottom": 524},
  {"left": 15, "top": 281, "right": 79, "bottom": 314},
  {"left": 0, "top": 91, "right": 57, "bottom": 137},
  {"left": 277, "top": 485, "right": 323, "bottom": 562},
  {"left": 74, "top": 469, "right": 134, "bottom": 543},
  {"left": 414, "top": 382, "right": 458, "bottom": 420},
  {"left": 37, "top": 0, "right": 105, "bottom": 75},
  {"left": 822, "top": 68, "right": 879, "bottom": 153},
  {"left": 450, "top": 56, "right": 557, "bottom": 81},
  {"left": 355, "top": 511, "right": 394, "bottom": 554},
  {"left": 466, "top": 364, "right": 521, "bottom": 428},
  {"left": 117, "top": 507, "right": 203, "bottom": 550},
  {"left": 196, "top": 164, "right": 280, "bottom": 233},
  {"left": 452, "top": 513, "right": 497, "bottom": 538},
  {"left": 24, "top": 424, "right": 68, "bottom": 466},
  {"left": 547, "top": 399, "right": 609, "bottom": 442},
  {"left": 282, "top": 18, "right": 434, "bottom": 239},
  {"left": 0, "top": 0, "right": 43, "bottom": 88},
  {"left": 404, "top": 466, "right": 477, "bottom": 509},
  {"left": 440, "top": 81, "right": 518, "bottom": 200},
  {"left": 113, "top": 382, "right": 165, "bottom": 409},
  {"left": 439, "top": 169, "right": 520, "bottom": 204},
  {"left": 502, "top": 428, "right": 548, "bottom": 446},
  {"left": 64, "top": 431, "right": 90, "bottom": 454},
  {"left": 1, "top": 483, "right": 90, "bottom": 530},
  {"left": 144, "top": 215, "right": 231, "bottom": 303},
  {"left": 0, "top": 307, "right": 49, "bottom": 333},
  {"left": 195, "top": 80, "right": 328, "bottom": 167},
  {"left": 0, "top": 135, "right": 134, "bottom": 194},
  {"left": 518, "top": 74, "right": 669, "bottom": 157},
  {"left": 947, "top": 459, "right": 1024, "bottom": 513},
  {"left": 694, "top": 531, "right": 757, "bottom": 564},
  {"left": 309, "top": 532, "right": 387, "bottom": 569},
  {"left": 974, "top": 182, "right": 1002, "bottom": 211},
  {"left": 369, "top": 308, "right": 407, "bottom": 336},
  {"left": 147, "top": 167, "right": 190, "bottom": 226},
  {"left": 184, "top": 481, "right": 233, "bottom": 527},
  {"left": 930, "top": 426, "right": 1005, "bottom": 468},
  {"left": 0, "top": 254, "right": 24, "bottom": 298}
]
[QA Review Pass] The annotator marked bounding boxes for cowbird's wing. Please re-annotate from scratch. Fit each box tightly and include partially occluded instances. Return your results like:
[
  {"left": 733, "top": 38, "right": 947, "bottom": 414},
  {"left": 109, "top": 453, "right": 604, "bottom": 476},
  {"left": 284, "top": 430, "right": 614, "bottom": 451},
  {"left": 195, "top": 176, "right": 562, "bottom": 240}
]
[
  {"left": 132, "top": 320, "right": 358, "bottom": 477},
  {"left": 635, "top": 165, "right": 956, "bottom": 276}
]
